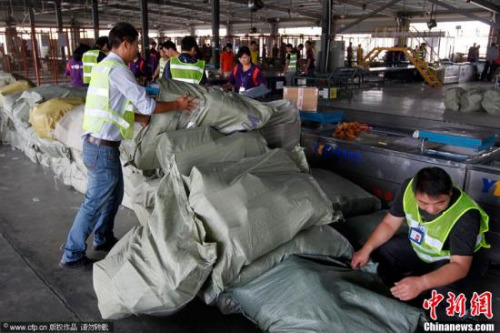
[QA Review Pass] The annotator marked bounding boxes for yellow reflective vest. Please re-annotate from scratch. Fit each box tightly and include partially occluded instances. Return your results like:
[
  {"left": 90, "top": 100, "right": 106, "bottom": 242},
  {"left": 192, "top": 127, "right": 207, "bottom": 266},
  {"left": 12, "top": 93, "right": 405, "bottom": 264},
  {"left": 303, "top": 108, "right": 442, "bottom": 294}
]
[
  {"left": 82, "top": 59, "right": 136, "bottom": 140},
  {"left": 82, "top": 49, "right": 101, "bottom": 84},
  {"left": 170, "top": 57, "right": 205, "bottom": 85},
  {"left": 403, "top": 179, "right": 490, "bottom": 263}
]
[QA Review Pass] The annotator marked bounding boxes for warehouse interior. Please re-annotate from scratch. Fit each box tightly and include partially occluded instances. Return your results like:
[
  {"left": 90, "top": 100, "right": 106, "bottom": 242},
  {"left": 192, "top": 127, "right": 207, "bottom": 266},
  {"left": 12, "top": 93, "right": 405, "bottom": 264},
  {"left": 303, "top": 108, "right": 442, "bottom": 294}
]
[{"left": 1, "top": 0, "right": 500, "bottom": 332}]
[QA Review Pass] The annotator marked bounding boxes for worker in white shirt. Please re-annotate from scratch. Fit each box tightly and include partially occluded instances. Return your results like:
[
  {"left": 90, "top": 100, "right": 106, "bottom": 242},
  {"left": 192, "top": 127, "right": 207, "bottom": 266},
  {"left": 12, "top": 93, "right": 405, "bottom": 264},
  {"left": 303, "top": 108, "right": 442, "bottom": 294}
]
[{"left": 60, "top": 22, "right": 196, "bottom": 269}]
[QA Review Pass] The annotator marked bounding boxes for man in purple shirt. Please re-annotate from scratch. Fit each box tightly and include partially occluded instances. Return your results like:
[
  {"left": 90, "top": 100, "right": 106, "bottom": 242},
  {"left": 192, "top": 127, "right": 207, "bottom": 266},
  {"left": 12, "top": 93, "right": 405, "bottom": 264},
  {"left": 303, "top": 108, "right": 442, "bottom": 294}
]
[{"left": 225, "top": 46, "right": 265, "bottom": 94}]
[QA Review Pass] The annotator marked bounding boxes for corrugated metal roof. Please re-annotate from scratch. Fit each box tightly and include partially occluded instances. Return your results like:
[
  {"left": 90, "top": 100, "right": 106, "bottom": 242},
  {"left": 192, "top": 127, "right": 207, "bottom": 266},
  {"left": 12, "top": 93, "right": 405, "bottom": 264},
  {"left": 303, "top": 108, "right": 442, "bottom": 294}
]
[{"left": 0, "top": 0, "right": 497, "bottom": 30}]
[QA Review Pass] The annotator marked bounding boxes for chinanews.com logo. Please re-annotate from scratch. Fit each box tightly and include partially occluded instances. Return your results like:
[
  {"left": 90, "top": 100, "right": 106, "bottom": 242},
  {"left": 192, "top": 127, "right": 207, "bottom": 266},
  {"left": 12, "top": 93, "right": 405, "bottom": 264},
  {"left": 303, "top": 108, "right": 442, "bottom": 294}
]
[{"left": 422, "top": 290, "right": 496, "bottom": 332}]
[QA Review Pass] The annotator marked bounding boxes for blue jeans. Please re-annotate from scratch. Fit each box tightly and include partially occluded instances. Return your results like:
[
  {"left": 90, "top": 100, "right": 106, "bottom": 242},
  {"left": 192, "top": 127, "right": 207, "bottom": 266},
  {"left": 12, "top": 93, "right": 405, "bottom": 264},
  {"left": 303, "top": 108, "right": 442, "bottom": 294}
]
[{"left": 61, "top": 138, "right": 123, "bottom": 263}]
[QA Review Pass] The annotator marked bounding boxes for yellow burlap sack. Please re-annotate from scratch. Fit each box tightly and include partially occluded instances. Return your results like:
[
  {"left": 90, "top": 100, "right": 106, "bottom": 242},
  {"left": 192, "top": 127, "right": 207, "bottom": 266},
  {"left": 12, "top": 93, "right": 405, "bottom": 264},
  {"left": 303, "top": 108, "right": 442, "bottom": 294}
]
[
  {"left": 0, "top": 80, "right": 31, "bottom": 96},
  {"left": 0, "top": 80, "right": 32, "bottom": 106},
  {"left": 29, "top": 97, "right": 85, "bottom": 139}
]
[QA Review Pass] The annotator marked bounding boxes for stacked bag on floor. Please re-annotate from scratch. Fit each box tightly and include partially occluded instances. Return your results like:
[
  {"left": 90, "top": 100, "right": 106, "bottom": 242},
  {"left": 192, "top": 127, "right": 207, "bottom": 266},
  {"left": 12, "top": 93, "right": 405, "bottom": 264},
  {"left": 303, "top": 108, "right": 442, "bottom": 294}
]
[
  {"left": 444, "top": 86, "right": 500, "bottom": 115},
  {"left": 92, "top": 78, "right": 424, "bottom": 332},
  {"left": 0, "top": 82, "right": 87, "bottom": 166},
  {"left": 0, "top": 75, "right": 425, "bottom": 331},
  {"left": 482, "top": 88, "right": 500, "bottom": 116}
]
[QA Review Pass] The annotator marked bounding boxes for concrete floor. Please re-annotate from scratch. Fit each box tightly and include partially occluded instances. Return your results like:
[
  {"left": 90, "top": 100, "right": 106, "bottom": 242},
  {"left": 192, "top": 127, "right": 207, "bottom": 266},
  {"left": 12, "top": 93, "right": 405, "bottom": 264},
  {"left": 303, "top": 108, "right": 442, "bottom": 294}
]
[
  {"left": 0, "top": 144, "right": 259, "bottom": 333},
  {"left": 324, "top": 81, "right": 500, "bottom": 133}
]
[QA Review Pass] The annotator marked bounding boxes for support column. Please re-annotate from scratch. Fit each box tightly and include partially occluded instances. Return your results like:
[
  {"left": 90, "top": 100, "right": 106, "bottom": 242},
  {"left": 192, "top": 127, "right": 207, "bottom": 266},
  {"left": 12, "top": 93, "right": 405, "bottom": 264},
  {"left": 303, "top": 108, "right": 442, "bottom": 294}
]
[
  {"left": 140, "top": 0, "right": 150, "bottom": 65},
  {"left": 91, "top": 0, "right": 99, "bottom": 41},
  {"left": 396, "top": 15, "right": 410, "bottom": 47},
  {"left": 211, "top": 0, "right": 220, "bottom": 69},
  {"left": 270, "top": 21, "right": 279, "bottom": 56},
  {"left": 188, "top": 25, "right": 196, "bottom": 37},
  {"left": 319, "top": 0, "right": 332, "bottom": 73},
  {"left": 5, "top": 26, "right": 17, "bottom": 56},
  {"left": 55, "top": 0, "right": 66, "bottom": 62},
  {"left": 29, "top": 7, "right": 41, "bottom": 86},
  {"left": 70, "top": 18, "right": 80, "bottom": 51},
  {"left": 488, "top": 15, "right": 500, "bottom": 45},
  {"left": 226, "top": 24, "right": 233, "bottom": 45}
]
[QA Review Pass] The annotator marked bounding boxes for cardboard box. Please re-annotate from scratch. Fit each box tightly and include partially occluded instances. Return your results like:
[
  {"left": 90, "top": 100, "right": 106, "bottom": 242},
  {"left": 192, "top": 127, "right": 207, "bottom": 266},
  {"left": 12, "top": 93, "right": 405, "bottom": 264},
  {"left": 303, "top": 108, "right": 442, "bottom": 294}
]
[
  {"left": 283, "top": 87, "right": 318, "bottom": 112},
  {"left": 320, "top": 87, "right": 338, "bottom": 99}
]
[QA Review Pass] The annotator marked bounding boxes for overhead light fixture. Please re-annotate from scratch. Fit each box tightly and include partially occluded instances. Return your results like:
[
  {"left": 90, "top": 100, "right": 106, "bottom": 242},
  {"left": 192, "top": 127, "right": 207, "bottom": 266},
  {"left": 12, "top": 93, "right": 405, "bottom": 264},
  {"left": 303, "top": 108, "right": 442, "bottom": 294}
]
[
  {"left": 427, "top": 19, "right": 437, "bottom": 29},
  {"left": 248, "top": 0, "right": 264, "bottom": 11},
  {"left": 427, "top": 3, "right": 437, "bottom": 30},
  {"left": 5, "top": 14, "right": 16, "bottom": 26}
]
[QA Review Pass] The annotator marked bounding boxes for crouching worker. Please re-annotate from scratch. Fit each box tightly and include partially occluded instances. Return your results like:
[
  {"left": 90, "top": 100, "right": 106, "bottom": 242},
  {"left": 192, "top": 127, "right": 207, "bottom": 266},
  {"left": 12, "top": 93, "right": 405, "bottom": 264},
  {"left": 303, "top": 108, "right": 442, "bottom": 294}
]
[
  {"left": 60, "top": 22, "right": 196, "bottom": 270},
  {"left": 351, "top": 167, "right": 489, "bottom": 311}
]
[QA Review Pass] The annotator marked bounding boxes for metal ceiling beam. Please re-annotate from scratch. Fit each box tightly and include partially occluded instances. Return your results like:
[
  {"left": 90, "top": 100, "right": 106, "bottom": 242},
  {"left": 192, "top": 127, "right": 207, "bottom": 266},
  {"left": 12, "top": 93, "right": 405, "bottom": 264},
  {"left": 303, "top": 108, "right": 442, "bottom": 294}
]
[
  {"left": 161, "top": 0, "right": 232, "bottom": 19},
  {"left": 104, "top": 4, "right": 210, "bottom": 23},
  {"left": 338, "top": 0, "right": 397, "bottom": 18},
  {"left": 426, "top": 0, "right": 500, "bottom": 30},
  {"left": 226, "top": 0, "right": 321, "bottom": 20},
  {"left": 468, "top": 0, "right": 500, "bottom": 14},
  {"left": 334, "top": 0, "right": 402, "bottom": 34}
]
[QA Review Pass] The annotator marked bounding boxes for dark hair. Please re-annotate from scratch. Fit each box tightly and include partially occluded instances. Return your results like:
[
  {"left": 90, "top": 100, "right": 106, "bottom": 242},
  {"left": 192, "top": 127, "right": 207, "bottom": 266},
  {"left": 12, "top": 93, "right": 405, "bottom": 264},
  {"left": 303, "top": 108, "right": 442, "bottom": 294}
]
[
  {"left": 181, "top": 36, "right": 198, "bottom": 52},
  {"left": 74, "top": 45, "right": 89, "bottom": 61},
  {"left": 108, "top": 22, "right": 138, "bottom": 49},
  {"left": 95, "top": 36, "right": 110, "bottom": 50},
  {"left": 225, "top": 43, "right": 233, "bottom": 49},
  {"left": 73, "top": 43, "right": 90, "bottom": 62},
  {"left": 250, "top": 40, "right": 257, "bottom": 45},
  {"left": 163, "top": 41, "right": 176, "bottom": 51},
  {"left": 286, "top": 43, "right": 293, "bottom": 48},
  {"left": 237, "top": 46, "right": 251, "bottom": 59},
  {"left": 414, "top": 167, "right": 452, "bottom": 197},
  {"left": 298, "top": 43, "right": 304, "bottom": 48},
  {"left": 305, "top": 41, "right": 312, "bottom": 46}
]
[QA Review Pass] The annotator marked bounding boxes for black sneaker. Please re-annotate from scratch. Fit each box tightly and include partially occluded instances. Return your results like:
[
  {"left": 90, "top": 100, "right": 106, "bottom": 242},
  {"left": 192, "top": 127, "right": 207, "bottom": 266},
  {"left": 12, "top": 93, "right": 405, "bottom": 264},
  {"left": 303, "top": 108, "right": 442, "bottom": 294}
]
[
  {"left": 59, "top": 256, "right": 95, "bottom": 270},
  {"left": 93, "top": 237, "right": 119, "bottom": 252}
]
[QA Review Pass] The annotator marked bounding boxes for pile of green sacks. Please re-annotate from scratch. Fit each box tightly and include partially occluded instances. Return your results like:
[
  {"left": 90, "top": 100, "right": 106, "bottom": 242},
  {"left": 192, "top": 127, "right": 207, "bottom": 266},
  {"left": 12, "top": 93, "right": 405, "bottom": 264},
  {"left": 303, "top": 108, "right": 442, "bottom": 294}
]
[{"left": 92, "top": 79, "right": 424, "bottom": 331}]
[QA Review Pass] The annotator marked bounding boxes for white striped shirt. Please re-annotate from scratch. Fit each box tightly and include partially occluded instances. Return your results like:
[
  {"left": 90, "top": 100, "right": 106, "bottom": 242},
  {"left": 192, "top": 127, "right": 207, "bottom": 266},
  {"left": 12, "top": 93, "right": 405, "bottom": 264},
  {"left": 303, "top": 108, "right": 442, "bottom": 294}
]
[{"left": 84, "top": 52, "right": 156, "bottom": 141}]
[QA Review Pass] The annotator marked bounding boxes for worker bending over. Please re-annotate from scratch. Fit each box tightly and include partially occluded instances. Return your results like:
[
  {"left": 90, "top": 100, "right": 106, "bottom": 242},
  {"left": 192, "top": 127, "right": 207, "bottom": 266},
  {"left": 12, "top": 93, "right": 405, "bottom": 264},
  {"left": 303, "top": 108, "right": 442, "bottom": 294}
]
[{"left": 60, "top": 22, "right": 196, "bottom": 270}]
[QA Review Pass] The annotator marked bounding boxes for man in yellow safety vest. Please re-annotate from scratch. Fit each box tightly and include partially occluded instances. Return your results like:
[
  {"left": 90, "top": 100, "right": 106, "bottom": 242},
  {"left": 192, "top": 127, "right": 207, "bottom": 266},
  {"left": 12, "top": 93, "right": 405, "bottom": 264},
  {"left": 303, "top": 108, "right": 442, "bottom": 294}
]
[
  {"left": 153, "top": 41, "right": 177, "bottom": 81},
  {"left": 164, "top": 36, "right": 207, "bottom": 85},
  {"left": 82, "top": 36, "right": 110, "bottom": 84},
  {"left": 352, "top": 167, "right": 489, "bottom": 310},
  {"left": 59, "top": 22, "right": 196, "bottom": 270},
  {"left": 283, "top": 43, "right": 298, "bottom": 86}
]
